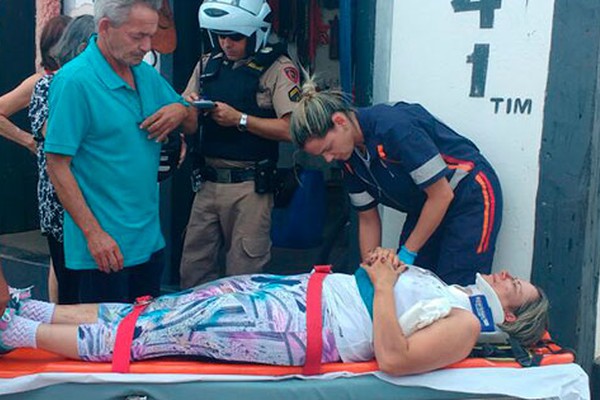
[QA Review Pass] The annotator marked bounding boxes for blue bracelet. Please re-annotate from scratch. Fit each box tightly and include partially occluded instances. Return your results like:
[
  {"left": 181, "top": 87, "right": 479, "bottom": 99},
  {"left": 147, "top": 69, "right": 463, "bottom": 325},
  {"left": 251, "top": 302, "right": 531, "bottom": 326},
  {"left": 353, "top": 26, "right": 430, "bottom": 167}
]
[{"left": 398, "top": 245, "right": 418, "bottom": 265}]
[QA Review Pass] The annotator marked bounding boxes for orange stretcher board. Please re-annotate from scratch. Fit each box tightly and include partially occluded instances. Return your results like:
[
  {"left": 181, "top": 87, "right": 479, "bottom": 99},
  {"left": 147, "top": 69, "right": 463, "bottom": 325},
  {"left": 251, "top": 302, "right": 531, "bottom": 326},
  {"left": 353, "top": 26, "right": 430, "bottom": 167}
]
[{"left": 0, "top": 348, "right": 575, "bottom": 380}]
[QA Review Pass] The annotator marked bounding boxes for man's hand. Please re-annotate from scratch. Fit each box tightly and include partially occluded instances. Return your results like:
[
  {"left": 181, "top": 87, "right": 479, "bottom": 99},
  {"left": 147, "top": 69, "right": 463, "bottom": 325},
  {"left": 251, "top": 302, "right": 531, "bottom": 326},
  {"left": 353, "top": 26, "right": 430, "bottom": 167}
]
[
  {"left": 141, "top": 103, "right": 189, "bottom": 143},
  {"left": 86, "top": 229, "right": 124, "bottom": 273},
  {"left": 210, "top": 101, "right": 242, "bottom": 128}
]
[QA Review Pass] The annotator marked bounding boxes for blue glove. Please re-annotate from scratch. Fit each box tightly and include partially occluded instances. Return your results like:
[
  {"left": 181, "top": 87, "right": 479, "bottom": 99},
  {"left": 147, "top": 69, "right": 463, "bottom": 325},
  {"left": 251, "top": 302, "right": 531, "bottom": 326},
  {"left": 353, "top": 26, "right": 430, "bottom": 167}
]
[{"left": 398, "top": 245, "right": 418, "bottom": 265}]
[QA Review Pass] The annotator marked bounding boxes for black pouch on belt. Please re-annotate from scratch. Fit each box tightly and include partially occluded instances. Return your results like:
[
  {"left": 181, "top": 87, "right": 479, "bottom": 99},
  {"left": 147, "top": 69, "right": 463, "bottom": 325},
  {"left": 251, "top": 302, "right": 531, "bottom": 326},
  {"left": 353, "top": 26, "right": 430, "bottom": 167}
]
[
  {"left": 272, "top": 164, "right": 302, "bottom": 208},
  {"left": 254, "top": 159, "right": 276, "bottom": 194}
]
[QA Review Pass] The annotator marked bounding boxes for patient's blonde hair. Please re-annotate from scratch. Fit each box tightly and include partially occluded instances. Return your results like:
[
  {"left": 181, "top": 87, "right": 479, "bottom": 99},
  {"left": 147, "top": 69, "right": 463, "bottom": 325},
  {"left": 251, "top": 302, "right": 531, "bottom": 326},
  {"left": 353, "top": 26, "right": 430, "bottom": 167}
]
[
  {"left": 290, "top": 73, "right": 354, "bottom": 148},
  {"left": 499, "top": 286, "right": 549, "bottom": 347}
]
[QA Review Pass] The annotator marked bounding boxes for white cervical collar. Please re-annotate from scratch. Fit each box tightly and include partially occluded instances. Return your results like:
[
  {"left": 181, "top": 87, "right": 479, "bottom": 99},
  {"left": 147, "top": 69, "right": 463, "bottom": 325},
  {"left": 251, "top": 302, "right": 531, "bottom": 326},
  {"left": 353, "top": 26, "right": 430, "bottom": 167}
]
[{"left": 464, "top": 273, "right": 505, "bottom": 334}]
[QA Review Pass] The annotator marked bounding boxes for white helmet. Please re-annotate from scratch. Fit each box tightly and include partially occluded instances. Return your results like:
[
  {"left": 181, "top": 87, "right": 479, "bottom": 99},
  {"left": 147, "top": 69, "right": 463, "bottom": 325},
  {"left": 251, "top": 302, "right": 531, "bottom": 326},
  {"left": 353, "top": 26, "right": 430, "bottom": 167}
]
[{"left": 199, "top": 0, "right": 272, "bottom": 53}]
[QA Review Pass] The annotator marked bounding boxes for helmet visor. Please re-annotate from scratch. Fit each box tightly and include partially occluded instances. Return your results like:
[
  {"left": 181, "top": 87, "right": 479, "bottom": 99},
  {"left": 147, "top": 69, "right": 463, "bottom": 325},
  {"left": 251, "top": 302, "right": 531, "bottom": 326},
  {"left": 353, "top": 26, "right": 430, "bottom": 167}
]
[{"left": 210, "top": 30, "right": 248, "bottom": 41}]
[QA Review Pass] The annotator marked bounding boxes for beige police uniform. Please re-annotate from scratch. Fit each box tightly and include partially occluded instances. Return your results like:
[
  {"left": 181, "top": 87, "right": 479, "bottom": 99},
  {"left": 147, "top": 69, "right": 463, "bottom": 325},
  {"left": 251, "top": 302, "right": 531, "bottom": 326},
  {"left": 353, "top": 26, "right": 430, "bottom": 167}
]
[{"left": 180, "top": 53, "right": 299, "bottom": 288}]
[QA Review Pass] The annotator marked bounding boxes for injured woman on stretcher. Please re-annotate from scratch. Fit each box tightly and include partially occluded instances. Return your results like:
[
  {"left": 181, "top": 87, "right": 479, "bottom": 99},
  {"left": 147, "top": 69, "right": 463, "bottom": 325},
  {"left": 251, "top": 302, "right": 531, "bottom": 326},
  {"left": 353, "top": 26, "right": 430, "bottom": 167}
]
[{"left": 0, "top": 248, "right": 548, "bottom": 377}]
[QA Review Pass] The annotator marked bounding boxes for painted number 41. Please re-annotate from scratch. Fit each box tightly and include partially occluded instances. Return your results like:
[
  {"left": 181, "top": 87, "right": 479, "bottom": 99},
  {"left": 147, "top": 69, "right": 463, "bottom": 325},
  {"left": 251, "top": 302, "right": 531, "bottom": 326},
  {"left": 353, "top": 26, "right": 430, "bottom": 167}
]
[
  {"left": 451, "top": 0, "right": 502, "bottom": 29},
  {"left": 452, "top": 0, "right": 502, "bottom": 98}
]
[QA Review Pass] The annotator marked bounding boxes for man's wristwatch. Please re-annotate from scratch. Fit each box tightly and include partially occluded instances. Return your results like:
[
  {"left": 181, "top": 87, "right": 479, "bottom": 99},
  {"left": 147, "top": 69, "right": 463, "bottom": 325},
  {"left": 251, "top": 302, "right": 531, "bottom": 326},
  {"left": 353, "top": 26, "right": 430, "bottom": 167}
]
[{"left": 237, "top": 113, "right": 248, "bottom": 132}]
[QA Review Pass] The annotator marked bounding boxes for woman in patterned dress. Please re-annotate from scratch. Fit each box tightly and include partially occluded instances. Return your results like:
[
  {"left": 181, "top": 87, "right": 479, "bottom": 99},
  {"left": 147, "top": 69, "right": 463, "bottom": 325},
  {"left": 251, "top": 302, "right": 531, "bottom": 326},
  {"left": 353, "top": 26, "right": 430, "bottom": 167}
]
[
  {"left": 0, "top": 15, "right": 71, "bottom": 302},
  {"left": 28, "top": 15, "right": 95, "bottom": 304}
]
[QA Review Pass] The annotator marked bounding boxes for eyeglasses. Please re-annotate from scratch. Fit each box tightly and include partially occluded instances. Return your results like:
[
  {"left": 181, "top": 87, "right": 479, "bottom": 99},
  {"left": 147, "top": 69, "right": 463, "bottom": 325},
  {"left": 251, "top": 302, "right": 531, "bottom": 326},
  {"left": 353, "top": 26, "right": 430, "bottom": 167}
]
[{"left": 216, "top": 33, "right": 247, "bottom": 42}]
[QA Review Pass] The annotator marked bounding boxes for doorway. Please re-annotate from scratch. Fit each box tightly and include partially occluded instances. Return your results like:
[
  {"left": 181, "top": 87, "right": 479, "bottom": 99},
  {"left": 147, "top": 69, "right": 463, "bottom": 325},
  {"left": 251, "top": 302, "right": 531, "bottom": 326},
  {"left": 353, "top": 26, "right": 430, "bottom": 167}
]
[
  {"left": 163, "top": 0, "right": 375, "bottom": 285},
  {"left": 0, "top": 0, "right": 38, "bottom": 234}
]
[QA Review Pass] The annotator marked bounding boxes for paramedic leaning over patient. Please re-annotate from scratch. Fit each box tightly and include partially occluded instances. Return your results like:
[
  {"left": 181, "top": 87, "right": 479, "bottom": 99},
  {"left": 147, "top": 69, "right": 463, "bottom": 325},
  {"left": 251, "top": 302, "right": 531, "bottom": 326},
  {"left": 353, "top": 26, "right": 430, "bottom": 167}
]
[
  {"left": 290, "top": 80, "right": 503, "bottom": 285},
  {"left": 0, "top": 248, "right": 548, "bottom": 377}
]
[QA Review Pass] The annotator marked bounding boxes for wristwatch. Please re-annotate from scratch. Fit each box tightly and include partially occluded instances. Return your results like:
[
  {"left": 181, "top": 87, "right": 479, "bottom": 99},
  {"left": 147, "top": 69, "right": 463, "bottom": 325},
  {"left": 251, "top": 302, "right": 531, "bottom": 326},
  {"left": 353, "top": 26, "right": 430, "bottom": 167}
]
[{"left": 237, "top": 113, "right": 248, "bottom": 132}]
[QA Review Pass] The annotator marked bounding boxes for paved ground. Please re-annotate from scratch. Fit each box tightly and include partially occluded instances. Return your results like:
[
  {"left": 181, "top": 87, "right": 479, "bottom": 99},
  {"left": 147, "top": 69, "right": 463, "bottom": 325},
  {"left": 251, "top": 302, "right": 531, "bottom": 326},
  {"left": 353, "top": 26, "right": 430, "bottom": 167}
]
[
  {"left": 0, "top": 230, "right": 48, "bottom": 256},
  {"left": 0, "top": 230, "right": 52, "bottom": 300}
]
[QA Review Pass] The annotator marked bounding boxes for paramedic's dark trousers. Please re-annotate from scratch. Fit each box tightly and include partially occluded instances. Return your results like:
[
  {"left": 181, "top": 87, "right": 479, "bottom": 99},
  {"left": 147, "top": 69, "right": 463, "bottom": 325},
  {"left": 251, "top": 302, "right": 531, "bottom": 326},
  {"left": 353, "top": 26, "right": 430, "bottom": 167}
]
[{"left": 400, "top": 164, "right": 502, "bottom": 286}]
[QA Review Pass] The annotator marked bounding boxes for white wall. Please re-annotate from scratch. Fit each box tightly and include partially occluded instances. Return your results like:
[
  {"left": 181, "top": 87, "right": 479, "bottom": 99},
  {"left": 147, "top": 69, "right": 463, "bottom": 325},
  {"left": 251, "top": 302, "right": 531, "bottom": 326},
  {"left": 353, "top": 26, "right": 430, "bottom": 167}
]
[
  {"left": 374, "top": 0, "right": 556, "bottom": 280},
  {"left": 63, "top": 0, "right": 93, "bottom": 16}
]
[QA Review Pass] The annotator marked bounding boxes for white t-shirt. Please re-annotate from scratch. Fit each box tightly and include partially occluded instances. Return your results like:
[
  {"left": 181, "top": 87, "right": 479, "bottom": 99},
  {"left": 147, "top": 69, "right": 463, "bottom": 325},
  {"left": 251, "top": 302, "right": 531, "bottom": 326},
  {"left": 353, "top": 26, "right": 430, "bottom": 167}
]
[{"left": 322, "top": 266, "right": 470, "bottom": 362}]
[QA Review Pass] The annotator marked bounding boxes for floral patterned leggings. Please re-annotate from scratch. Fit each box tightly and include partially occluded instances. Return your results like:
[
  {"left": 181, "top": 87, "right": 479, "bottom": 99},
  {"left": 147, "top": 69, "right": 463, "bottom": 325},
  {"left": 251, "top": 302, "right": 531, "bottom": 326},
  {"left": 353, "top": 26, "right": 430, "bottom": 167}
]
[{"left": 77, "top": 273, "right": 340, "bottom": 366}]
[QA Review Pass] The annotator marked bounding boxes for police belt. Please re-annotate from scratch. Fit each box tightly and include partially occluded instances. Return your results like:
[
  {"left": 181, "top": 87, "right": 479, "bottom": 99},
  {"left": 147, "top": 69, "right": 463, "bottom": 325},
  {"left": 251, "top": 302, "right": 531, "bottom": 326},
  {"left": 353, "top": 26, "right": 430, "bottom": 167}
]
[{"left": 200, "top": 165, "right": 255, "bottom": 183}]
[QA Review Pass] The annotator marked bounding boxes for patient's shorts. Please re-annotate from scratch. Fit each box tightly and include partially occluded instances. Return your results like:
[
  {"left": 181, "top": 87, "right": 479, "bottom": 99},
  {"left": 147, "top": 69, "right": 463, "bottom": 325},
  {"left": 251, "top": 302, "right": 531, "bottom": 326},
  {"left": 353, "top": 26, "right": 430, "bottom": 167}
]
[{"left": 78, "top": 274, "right": 340, "bottom": 366}]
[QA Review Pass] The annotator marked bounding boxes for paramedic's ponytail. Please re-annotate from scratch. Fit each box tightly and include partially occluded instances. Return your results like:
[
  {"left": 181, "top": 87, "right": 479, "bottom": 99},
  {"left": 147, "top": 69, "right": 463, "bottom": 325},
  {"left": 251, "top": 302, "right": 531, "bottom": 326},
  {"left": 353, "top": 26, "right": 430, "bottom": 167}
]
[{"left": 290, "top": 71, "right": 354, "bottom": 148}]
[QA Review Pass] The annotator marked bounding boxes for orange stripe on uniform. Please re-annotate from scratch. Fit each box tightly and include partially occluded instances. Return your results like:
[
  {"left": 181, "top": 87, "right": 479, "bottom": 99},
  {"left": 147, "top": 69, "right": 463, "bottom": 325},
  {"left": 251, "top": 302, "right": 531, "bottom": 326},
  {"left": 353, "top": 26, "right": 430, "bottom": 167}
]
[
  {"left": 474, "top": 171, "right": 496, "bottom": 253},
  {"left": 442, "top": 154, "right": 475, "bottom": 172},
  {"left": 474, "top": 174, "right": 490, "bottom": 253},
  {"left": 377, "top": 144, "right": 387, "bottom": 159},
  {"left": 480, "top": 172, "right": 497, "bottom": 253},
  {"left": 447, "top": 164, "right": 472, "bottom": 172}
]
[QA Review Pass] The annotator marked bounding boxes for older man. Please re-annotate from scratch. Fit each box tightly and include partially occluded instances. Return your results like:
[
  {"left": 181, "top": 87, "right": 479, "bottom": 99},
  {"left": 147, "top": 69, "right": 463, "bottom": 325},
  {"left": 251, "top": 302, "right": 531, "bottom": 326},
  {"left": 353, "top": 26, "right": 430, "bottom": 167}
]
[{"left": 46, "top": 0, "right": 197, "bottom": 303}]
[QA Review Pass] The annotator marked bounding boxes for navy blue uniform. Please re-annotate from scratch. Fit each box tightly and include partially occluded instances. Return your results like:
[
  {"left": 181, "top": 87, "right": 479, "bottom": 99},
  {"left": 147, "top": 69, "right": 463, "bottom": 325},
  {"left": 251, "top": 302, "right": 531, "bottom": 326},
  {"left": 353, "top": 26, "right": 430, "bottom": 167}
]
[{"left": 344, "top": 103, "right": 502, "bottom": 285}]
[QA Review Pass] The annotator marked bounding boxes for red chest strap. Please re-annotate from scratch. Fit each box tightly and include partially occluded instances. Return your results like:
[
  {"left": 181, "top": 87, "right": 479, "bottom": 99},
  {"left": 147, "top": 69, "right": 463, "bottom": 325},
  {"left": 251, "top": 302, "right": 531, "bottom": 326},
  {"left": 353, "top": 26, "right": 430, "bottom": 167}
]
[
  {"left": 111, "top": 295, "right": 153, "bottom": 373},
  {"left": 303, "top": 265, "right": 332, "bottom": 375}
]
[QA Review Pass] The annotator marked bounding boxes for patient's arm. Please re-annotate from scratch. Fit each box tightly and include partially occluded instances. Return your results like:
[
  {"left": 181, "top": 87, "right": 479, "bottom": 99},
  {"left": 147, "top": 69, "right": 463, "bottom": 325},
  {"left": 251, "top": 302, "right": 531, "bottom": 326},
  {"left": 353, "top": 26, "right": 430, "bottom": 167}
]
[
  {"left": 365, "top": 256, "right": 479, "bottom": 376},
  {"left": 374, "top": 306, "right": 479, "bottom": 376}
]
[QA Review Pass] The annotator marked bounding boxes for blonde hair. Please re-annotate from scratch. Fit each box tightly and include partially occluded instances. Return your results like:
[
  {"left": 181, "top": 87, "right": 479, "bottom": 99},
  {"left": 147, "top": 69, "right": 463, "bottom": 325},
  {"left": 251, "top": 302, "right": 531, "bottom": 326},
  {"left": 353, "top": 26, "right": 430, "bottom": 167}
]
[
  {"left": 51, "top": 15, "right": 95, "bottom": 68},
  {"left": 290, "top": 74, "right": 354, "bottom": 148},
  {"left": 499, "top": 286, "right": 549, "bottom": 347}
]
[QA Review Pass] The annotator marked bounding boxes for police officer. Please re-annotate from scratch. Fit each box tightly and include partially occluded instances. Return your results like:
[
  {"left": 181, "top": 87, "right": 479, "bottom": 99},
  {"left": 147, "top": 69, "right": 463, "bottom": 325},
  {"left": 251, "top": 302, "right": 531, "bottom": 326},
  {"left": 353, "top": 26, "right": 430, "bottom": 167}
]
[{"left": 180, "top": 0, "right": 301, "bottom": 288}]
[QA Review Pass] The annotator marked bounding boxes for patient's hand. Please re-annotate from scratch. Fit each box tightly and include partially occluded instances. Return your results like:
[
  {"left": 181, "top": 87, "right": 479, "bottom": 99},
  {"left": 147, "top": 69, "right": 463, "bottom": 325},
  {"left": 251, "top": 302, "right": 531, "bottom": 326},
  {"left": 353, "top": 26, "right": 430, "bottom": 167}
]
[
  {"left": 365, "top": 247, "right": 402, "bottom": 269},
  {"left": 361, "top": 250, "right": 406, "bottom": 291}
]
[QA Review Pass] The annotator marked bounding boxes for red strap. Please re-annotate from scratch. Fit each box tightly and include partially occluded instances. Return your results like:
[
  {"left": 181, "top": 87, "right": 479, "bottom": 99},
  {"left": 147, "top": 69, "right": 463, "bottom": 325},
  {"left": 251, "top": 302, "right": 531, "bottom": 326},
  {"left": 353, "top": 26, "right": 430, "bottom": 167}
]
[
  {"left": 111, "top": 295, "right": 153, "bottom": 373},
  {"left": 303, "top": 265, "right": 332, "bottom": 375}
]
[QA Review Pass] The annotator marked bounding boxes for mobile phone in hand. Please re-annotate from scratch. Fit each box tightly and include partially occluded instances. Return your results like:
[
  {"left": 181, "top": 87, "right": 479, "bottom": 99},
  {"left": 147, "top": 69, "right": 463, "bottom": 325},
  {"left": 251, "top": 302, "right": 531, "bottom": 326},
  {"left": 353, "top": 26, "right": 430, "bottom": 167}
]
[{"left": 192, "top": 100, "right": 216, "bottom": 110}]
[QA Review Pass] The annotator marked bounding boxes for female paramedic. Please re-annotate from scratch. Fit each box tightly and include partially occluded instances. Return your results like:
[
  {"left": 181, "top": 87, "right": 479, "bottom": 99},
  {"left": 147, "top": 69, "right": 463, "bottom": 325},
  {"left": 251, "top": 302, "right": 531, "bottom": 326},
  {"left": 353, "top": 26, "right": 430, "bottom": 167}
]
[
  {"left": 0, "top": 249, "right": 548, "bottom": 377},
  {"left": 290, "top": 80, "right": 503, "bottom": 286}
]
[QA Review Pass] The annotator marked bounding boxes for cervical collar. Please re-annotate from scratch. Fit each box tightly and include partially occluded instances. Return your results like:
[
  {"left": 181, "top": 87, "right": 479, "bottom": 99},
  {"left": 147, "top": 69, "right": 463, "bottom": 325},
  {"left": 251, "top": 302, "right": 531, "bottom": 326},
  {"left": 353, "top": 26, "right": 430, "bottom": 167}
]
[{"left": 465, "top": 274, "right": 507, "bottom": 342}]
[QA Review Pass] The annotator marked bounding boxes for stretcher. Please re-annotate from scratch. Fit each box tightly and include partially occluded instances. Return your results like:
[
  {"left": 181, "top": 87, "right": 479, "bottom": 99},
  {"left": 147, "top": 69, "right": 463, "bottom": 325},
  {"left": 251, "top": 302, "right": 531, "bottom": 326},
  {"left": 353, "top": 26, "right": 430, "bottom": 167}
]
[
  {"left": 0, "top": 271, "right": 589, "bottom": 399},
  {"left": 0, "top": 348, "right": 589, "bottom": 400}
]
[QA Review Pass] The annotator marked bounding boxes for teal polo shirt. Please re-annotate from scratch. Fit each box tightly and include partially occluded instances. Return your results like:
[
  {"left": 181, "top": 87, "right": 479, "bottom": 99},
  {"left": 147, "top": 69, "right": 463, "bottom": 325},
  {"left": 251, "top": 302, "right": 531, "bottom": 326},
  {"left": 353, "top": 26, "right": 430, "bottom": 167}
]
[{"left": 45, "top": 36, "right": 183, "bottom": 270}]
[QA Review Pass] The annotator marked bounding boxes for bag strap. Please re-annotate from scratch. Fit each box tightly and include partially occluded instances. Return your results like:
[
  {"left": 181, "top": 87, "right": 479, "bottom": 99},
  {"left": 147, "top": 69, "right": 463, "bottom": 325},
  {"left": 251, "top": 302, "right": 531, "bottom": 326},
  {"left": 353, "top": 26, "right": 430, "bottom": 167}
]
[
  {"left": 470, "top": 339, "right": 543, "bottom": 367},
  {"left": 508, "top": 337, "right": 543, "bottom": 367},
  {"left": 112, "top": 295, "right": 153, "bottom": 373},
  {"left": 470, "top": 334, "right": 575, "bottom": 366},
  {"left": 303, "top": 265, "right": 332, "bottom": 375}
]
